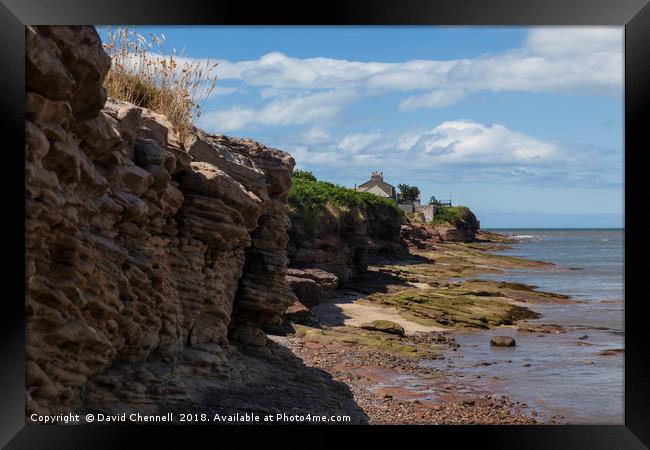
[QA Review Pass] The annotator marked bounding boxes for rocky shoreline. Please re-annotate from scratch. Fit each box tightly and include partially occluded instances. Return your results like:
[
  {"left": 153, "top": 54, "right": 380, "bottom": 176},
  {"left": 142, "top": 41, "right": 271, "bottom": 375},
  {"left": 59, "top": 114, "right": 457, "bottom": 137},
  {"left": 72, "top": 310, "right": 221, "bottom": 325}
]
[
  {"left": 25, "top": 26, "right": 604, "bottom": 425},
  {"left": 272, "top": 230, "right": 572, "bottom": 424}
]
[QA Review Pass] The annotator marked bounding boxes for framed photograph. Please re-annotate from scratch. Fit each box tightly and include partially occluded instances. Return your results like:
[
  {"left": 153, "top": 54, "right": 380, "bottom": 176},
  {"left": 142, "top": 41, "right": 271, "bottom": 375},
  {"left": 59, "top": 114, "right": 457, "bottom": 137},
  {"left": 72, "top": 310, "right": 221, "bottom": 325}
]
[{"left": 2, "top": 0, "right": 649, "bottom": 447}]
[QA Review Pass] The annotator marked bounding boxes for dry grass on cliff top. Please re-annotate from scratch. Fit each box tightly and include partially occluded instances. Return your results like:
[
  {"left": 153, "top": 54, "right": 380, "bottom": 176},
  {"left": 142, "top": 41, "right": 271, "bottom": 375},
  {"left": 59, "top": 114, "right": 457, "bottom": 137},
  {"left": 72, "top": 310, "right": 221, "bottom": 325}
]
[{"left": 100, "top": 26, "right": 218, "bottom": 140}]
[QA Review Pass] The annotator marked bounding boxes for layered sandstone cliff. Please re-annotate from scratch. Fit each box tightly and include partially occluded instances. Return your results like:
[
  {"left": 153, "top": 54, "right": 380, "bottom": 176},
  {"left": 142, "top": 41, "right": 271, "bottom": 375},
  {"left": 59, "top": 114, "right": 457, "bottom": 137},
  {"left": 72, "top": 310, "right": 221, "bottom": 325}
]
[
  {"left": 288, "top": 198, "right": 405, "bottom": 284},
  {"left": 25, "top": 25, "right": 359, "bottom": 419}
]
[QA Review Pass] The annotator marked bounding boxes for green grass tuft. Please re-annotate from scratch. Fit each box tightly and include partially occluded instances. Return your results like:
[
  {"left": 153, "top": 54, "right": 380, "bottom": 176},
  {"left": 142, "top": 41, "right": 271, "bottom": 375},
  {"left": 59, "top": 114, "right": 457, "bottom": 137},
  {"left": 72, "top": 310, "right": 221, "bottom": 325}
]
[
  {"left": 287, "top": 172, "right": 404, "bottom": 247},
  {"left": 431, "top": 206, "right": 473, "bottom": 226},
  {"left": 288, "top": 173, "right": 402, "bottom": 213}
]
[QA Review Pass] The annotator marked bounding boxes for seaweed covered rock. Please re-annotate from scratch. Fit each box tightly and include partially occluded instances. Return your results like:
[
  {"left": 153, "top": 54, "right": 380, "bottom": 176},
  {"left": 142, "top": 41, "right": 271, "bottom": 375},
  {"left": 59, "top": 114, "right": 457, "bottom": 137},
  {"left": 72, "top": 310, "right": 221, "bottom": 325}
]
[{"left": 360, "top": 320, "right": 406, "bottom": 337}]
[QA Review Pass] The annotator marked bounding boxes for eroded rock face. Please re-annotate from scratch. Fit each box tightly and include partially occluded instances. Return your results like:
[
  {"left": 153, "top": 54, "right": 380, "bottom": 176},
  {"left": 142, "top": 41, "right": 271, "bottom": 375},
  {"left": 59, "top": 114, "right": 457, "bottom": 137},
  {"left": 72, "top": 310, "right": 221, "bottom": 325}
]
[
  {"left": 400, "top": 223, "right": 439, "bottom": 250},
  {"left": 433, "top": 209, "right": 480, "bottom": 243},
  {"left": 185, "top": 132, "right": 297, "bottom": 346},
  {"left": 434, "top": 225, "right": 477, "bottom": 243},
  {"left": 401, "top": 211, "right": 480, "bottom": 245},
  {"left": 25, "top": 26, "right": 296, "bottom": 416},
  {"left": 288, "top": 205, "right": 404, "bottom": 283}
]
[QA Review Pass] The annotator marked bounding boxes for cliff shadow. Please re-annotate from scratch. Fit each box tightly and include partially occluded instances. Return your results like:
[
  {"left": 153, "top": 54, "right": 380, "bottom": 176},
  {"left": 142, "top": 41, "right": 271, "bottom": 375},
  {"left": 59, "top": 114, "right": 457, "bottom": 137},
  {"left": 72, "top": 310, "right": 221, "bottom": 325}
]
[
  {"left": 196, "top": 339, "right": 369, "bottom": 424},
  {"left": 345, "top": 265, "right": 415, "bottom": 295},
  {"left": 306, "top": 290, "right": 367, "bottom": 328},
  {"left": 368, "top": 252, "right": 435, "bottom": 266}
]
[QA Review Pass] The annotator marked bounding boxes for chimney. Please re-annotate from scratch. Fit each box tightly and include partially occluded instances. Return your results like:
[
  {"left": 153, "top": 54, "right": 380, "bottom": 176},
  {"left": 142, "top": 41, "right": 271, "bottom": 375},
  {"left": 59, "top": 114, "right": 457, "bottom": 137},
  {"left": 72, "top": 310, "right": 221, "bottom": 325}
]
[{"left": 371, "top": 171, "right": 383, "bottom": 180}]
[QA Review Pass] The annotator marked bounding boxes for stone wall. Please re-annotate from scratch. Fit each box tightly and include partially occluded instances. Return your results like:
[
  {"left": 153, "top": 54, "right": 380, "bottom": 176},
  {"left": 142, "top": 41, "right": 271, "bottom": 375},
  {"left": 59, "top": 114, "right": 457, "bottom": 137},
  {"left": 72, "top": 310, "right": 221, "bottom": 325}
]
[
  {"left": 397, "top": 202, "right": 415, "bottom": 214},
  {"left": 416, "top": 204, "right": 438, "bottom": 223}
]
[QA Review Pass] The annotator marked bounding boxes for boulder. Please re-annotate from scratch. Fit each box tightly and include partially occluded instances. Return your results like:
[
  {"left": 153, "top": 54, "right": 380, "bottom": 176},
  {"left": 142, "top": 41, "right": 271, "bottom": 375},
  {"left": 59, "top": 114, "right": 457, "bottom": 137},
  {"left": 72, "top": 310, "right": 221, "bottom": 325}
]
[
  {"left": 400, "top": 223, "right": 439, "bottom": 250},
  {"left": 284, "top": 300, "right": 311, "bottom": 323},
  {"left": 518, "top": 324, "right": 565, "bottom": 334},
  {"left": 285, "top": 268, "right": 339, "bottom": 308},
  {"left": 35, "top": 25, "right": 111, "bottom": 120},
  {"left": 177, "top": 162, "right": 263, "bottom": 230},
  {"left": 360, "top": 320, "right": 406, "bottom": 337},
  {"left": 134, "top": 138, "right": 177, "bottom": 173},
  {"left": 285, "top": 275, "right": 324, "bottom": 308},
  {"left": 490, "top": 336, "right": 516, "bottom": 347},
  {"left": 432, "top": 207, "right": 480, "bottom": 242},
  {"left": 287, "top": 268, "right": 339, "bottom": 290},
  {"left": 300, "top": 268, "right": 339, "bottom": 290},
  {"left": 599, "top": 348, "right": 624, "bottom": 356},
  {"left": 25, "top": 26, "right": 75, "bottom": 102}
]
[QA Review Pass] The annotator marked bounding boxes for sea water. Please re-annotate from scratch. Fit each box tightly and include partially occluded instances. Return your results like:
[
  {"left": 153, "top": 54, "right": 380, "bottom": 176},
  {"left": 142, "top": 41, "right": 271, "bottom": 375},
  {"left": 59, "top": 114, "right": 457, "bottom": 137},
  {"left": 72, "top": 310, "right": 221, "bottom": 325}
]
[{"left": 446, "top": 229, "right": 624, "bottom": 424}]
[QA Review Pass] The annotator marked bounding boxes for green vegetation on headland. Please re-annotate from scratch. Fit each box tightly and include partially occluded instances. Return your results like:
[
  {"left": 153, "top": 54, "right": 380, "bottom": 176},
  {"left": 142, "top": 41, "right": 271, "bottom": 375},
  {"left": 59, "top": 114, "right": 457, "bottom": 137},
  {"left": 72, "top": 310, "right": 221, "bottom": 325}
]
[
  {"left": 290, "top": 170, "right": 402, "bottom": 213},
  {"left": 431, "top": 206, "right": 475, "bottom": 227},
  {"left": 288, "top": 171, "right": 403, "bottom": 245}
]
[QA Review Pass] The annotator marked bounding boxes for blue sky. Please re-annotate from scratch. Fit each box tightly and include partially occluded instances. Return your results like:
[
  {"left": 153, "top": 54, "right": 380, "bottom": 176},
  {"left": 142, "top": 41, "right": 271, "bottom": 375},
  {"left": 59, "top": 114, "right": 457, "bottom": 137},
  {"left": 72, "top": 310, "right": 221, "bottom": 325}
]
[{"left": 101, "top": 26, "right": 624, "bottom": 228}]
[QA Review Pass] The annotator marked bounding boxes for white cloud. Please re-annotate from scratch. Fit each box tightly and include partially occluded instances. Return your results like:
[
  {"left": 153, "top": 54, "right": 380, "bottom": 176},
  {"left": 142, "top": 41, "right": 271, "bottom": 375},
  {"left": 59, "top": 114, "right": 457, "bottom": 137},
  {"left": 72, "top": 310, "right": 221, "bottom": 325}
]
[
  {"left": 214, "top": 51, "right": 395, "bottom": 90},
  {"left": 284, "top": 119, "right": 622, "bottom": 188},
  {"left": 205, "top": 27, "right": 621, "bottom": 97},
  {"left": 302, "top": 127, "right": 332, "bottom": 144},
  {"left": 410, "top": 120, "right": 560, "bottom": 163},
  {"left": 338, "top": 132, "right": 382, "bottom": 153},
  {"left": 399, "top": 89, "right": 467, "bottom": 111},
  {"left": 198, "top": 89, "right": 358, "bottom": 131},
  {"left": 210, "top": 86, "right": 237, "bottom": 96},
  {"left": 290, "top": 120, "right": 560, "bottom": 174},
  {"left": 407, "top": 28, "right": 623, "bottom": 99},
  {"left": 189, "top": 27, "right": 622, "bottom": 130},
  {"left": 525, "top": 27, "right": 622, "bottom": 57}
]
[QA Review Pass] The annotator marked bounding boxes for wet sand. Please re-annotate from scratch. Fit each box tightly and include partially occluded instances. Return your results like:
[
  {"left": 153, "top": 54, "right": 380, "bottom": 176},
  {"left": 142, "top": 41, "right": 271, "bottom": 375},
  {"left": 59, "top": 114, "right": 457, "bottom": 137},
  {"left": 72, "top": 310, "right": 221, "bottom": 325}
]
[
  {"left": 274, "top": 233, "right": 585, "bottom": 424},
  {"left": 310, "top": 290, "right": 446, "bottom": 334}
]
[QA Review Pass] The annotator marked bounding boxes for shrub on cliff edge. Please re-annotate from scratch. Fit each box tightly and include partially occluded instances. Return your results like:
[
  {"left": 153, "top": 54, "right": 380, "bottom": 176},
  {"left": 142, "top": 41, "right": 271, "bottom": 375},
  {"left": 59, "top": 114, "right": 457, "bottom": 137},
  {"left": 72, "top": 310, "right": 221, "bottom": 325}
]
[
  {"left": 288, "top": 172, "right": 403, "bottom": 243},
  {"left": 431, "top": 206, "right": 476, "bottom": 227},
  {"left": 289, "top": 172, "right": 402, "bottom": 213},
  {"left": 100, "top": 26, "right": 218, "bottom": 140},
  {"left": 293, "top": 170, "right": 318, "bottom": 182}
]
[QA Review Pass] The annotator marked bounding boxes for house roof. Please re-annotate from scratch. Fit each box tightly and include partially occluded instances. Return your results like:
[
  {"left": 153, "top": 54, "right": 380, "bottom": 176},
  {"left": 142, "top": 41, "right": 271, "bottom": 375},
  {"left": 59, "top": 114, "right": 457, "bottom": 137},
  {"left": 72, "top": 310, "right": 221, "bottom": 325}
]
[{"left": 358, "top": 178, "right": 395, "bottom": 197}]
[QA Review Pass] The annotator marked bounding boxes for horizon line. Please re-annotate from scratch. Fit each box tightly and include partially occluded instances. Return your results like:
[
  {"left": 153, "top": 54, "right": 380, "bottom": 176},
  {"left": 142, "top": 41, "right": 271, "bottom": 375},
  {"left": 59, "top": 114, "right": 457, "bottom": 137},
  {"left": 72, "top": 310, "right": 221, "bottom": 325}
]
[{"left": 484, "top": 227, "right": 624, "bottom": 230}]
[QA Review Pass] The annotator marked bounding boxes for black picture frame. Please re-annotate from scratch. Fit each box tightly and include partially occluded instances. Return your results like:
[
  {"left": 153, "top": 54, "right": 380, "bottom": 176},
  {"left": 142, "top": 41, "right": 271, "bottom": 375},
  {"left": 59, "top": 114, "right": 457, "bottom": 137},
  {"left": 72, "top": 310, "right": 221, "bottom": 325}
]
[{"left": 2, "top": 0, "right": 649, "bottom": 448}]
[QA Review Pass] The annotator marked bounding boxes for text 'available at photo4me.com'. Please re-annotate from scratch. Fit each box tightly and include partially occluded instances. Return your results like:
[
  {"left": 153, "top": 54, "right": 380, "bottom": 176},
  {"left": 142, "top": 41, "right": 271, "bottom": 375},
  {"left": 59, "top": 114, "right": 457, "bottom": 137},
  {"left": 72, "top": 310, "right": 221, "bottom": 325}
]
[{"left": 29, "top": 411, "right": 353, "bottom": 424}]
